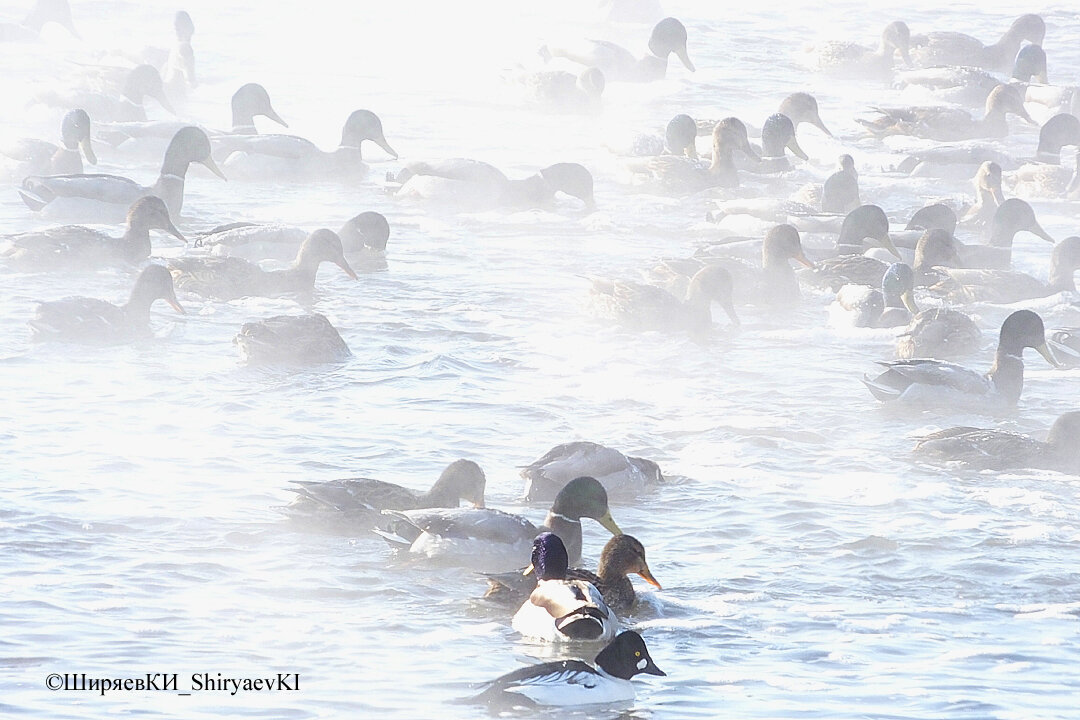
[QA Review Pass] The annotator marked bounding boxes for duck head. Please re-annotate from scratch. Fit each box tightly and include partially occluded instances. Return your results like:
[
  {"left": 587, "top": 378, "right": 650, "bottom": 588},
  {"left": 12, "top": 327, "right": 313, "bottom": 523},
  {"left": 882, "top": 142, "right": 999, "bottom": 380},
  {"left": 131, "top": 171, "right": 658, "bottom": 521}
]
[
  {"left": 295, "top": 229, "right": 357, "bottom": 279},
  {"left": 998, "top": 309, "right": 1057, "bottom": 366},
  {"left": 761, "top": 113, "right": 807, "bottom": 160},
  {"left": 882, "top": 263, "right": 917, "bottom": 313},
  {"left": 913, "top": 229, "right": 962, "bottom": 271},
  {"left": 1007, "top": 14, "right": 1045, "bottom": 46},
  {"left": 688, "top": 265, "right": 739, "bottom": 325},
  {"left": 339, "top": 211, "right": 390, "bottom": 252},
  {"left": 551, "top": 476, "right": 621, "bottom": 536},
  {"left": 231, "top": 83, "right": 288, "bottom": 131},
  {"left": 1012, "top": 44, "right": 1048, "bottom": 84},
  {"left": 124, "top": 65, "right": 175, "bottom": 115},
  {"left": 648, "top": 17, "right": 694, "bottom": 72},
  {"left": 129, "top": 264, "right": 185, "bottom": 315},
  {"left": 905, "top": 203, "right": 957, "bottom": 235},
  {"left": 60, "top": 109, "right": 95, "bottom": 166},
  {"left": 882, "top": 21, "right": 911, "bottom": 66},
  {"left": 540, "top": 163, "right": 595, "bottom": 210},
  {"left": 985, "top": 84, "right": 1034, "bottom": 125},
  {"left": 525, "top": 532, "right": 570, "bottom": 580},
  {"left": 128, "top": 196, "right": 184, "bottom": 242},
  {"left": 428, "top": 459, "right": 486, "bottom": 509},
  {"left": 174, "top": 10, "right": 194, "bottom": 43},
  {"left": 595, "top": 631, "right": 666, "bottom": 680},
  {"left": 974, "top": 161, "right": 1005, "bottom": 205},
  {"left": 341, "top": 109, "right": 397, "bottom": 160},
  {"left": 988, "top": 198, "right": 1053, "bottom": 247},
  {"left": 598, "top": 535, "right": 661, "bottom": 589},
  {"left": 778, "top": 92, "right": 832, "bottom": 137},
  {"left": 665, "top": 114, "right": 698, "bottom": 159},
  {"left": 763, "top": 224, "right": 813, "bottom": 268},
  {"left": 1035, "top": 114, "right": 1080, "bottom": 164},
  {"left": 712, "top": 117, "right": 759, "bottom": 162},
  {"left": 839, "top": 205, "right": 900, "bottom": 258},
  {"left": 162, "top": 126, "right": 226, "bottom": 180}
]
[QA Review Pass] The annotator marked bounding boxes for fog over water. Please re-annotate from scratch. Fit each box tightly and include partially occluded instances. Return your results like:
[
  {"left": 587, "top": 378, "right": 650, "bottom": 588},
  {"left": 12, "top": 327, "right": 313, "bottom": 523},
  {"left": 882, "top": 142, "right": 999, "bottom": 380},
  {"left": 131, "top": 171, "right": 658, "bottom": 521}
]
[{"left": 2, "top": 0, "right": 1080, "bottom": 717}]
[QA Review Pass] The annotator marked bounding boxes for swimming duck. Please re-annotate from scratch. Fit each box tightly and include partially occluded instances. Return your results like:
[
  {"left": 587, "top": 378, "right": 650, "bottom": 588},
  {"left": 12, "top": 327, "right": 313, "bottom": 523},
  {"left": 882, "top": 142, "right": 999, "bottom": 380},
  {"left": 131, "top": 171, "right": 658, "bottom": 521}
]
[
  {"left": 914, "top": 411, "right": 1080, "bottom": 473},
  {"left": 393, "top": 158, "right": 594, "bottom": 210},
  {"left": 814, "top": 20, "right": 911, "bottom": 79},
  {"left": 2, "top": 109, "right": 95, "bottom": 178},
  {"left": 28, "top": 264, "right": 184, "bottom": 344},
  {"left": 778, "top": 92, "right": 833, "bottom": 137},
  {"left": 233, "top": 313, "right": 351, "bottom": 365},
  {"left": 194, "top": 211, "right": 390, "bottom": 263},
  {"left": 748, "top": 114, "right": 806, "bottom": 173},
  {"left": 905, "top": 204, "right": 957, "bottom": 236},
  {"left": 541, "top": 17, "right": 694, "bottom": 83},
  {"left": 0, "top": 0, "right": 78, "bottom": 41},
  {"left": 896, "top": 307, "right": 983, "bottom": 360},
  {"left": 931, "top": 236, "right": 1080, "bottom": 304},
  {"left": 960, "top": 161, "right": 1004, "bottom": 225},
  {"left": 217, "top": 109, "right": 396, "bottom": 180},
  {"left": 664, "top": 114, "right": 698, "bottom": 158},
  {"left": 909, "top": 14, "right": 1044, "bottom": 72},
  {"left": 835, "top": 262, "right": 917, "bottom": 328},
  {"left": 37, "top": 64, "right": 174, "bottom": 123},
  {"left": 857, "top": 84, "right": 1033, "bottom": 142},
  {"left": 801, "top": 205, "right": 900, "bottom": 290},
  {"left": 169, "top": 228, "right": 356, "bottom": 300},
  {"left": 376, "top": 476, "right": 622, "bottom": 573},
  {"left": 521, "top": 441, "right": 663, "bottom": 502},
  {"left": 285, "top": 459, "right": 486, "bottom": 529},
  {"left": 2, "top": 196, "right": 183, "bottom": 270},
  {"left": 895, "top": 43, "right": 1047, "bottom": 109},
  {"left": 588, "top": 265, "right": 739, "bottom": 334},
  {"left": 512, "top": 533, "right": 619, "bottom": 643},
  {"left": 821, "top": 155, "right": 859, "bottom": 213},
  {"left": 225, "top": 83, "right": 288, "bottom": 135},
  {"left": 522, "top": 67, "right": 605, "bottom": 114},
  {"left": 19, "top": 126, "right": 225, "bottom": 221},
  {"left": 863, "top": 309, "right": 1058, "bottom": 408},
  {"left": 956, "top": 198, "right": 1053, "bottom": 270},
  {"left": 1008, "top": 115, "right": 1080, "bottom": 198},
  {"left": 468, "top": 630, "right": 664, "bottom": 707},
  {"left": 628, "top": 117, "right": 756, "bottom": 193},
  {"left": 162, "top": 11, "right": 196, "bottom": 97}
]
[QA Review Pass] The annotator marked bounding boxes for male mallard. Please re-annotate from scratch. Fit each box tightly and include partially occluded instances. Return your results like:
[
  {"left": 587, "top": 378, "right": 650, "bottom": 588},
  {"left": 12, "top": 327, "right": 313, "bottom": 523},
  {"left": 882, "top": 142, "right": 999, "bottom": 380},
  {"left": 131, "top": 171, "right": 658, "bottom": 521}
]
[{"left": 2, "top": 109, "right": 95, "bottom": 178}]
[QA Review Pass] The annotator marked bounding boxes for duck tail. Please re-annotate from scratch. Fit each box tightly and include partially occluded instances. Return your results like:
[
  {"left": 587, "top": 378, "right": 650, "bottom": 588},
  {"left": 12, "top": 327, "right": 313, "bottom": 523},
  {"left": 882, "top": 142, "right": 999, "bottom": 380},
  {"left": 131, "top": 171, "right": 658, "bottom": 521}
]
[{"left": 554, "top": 606, "right": 606, "bottom": 640}]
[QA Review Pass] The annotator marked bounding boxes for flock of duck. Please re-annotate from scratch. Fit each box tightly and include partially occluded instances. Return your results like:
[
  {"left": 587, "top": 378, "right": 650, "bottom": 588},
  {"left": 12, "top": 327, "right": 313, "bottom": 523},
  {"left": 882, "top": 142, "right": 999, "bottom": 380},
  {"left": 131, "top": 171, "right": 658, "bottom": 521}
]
[{"left": 3, "top": 0, "right": 1080, "bottom": 709}]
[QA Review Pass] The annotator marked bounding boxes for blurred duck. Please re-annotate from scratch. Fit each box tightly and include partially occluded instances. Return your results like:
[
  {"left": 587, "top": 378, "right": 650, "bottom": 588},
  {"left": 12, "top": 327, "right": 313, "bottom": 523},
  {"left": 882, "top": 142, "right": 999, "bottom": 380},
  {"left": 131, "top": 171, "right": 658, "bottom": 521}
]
[
  {"left": 956, "top": 198, "right": 1053, "bottom": 270},
  {"left": 746, "top": 114, "right": 806, "bottom": 173},
  {"left": 779, "top": 92, "right": 833, "bottom": 138},
  {"left": 835, "top": 262, "right": 917, "bottom": 328},
  {"left": 467, "top": 630, "right": 664, "bottom": 707},
  {"left": 512, "top": 533, "right": 618, "bottom": 643},
  {"left": 0, "top": 0, "right": 78, "bottom": 41},
  {"left": 28, "top": 264, "right": 184, "bottom": 344},
  {"left": 168, "top": 228, "right": 357, "bottom": 300},
  {"left": 36, "top": 64, "right": 174, "bottom": 123},
  {"left": 162, "top": 11, "right": 196, "bottom": 97},
  {"left": 857, "top": 84, "right": 1033, "bottom": 142},
  {"left": 225, "top": 82, "right": 288, "bottom": 135},
  {"left": 285, "top": 459, "right": 486, "bottom": 529},
  {"left": 909, "top": 14, "right": 1045, "bottom": 72},
  {"left": 2, "top": 109, "right": 95, "bottom": 178},
  {"left": 813, "top": 20, "right": 911, "bottom": 79},
  {"left": 19, "top": 126, "right": 225, "bottom": 222},
  {"left": 821, "top": 155, "right": 859, "bottom": 213},
  {"left": 217, "top": 109, "right": 396, "bottom": 180},
  {"left": 896, "top": 43, "right": 1048, "bottom": 108},
  {"left": 914, "top": 411, "right": 1080, "bottom": 473},
  {"left": 896, "top": 307, "right": 983, "bottom": 360},
  {"left": 234, "top": 314, "right": 351, "bottom": 365},
  {"left": 699, "top": 224, "right": 814, "bottom": 308},
  {"left": 2, "top": 196, "right": 182, "bottom": 270},
  {"left": 930, "top": 236, "right": 1080, "bottom": 304},
  {"left": 801, "top": 205, "right": 900, "bottom": 290},
  {"left": 1008, "top": 115, "right": 1080, "bottom": 198},
  {"left": 521, "top": 441, "right": 663, "bottom": 502},
  {"left": 960, "top": 161, "right": 1004, "bottom": 225},
  {"left": 393, "top": 159, "right": 594, "bottom": 210},
  {"left": 375, "top": 476, "right": 622, "bottom": 573},
  {"left": 541, "top": 17, "right": 694, "bottom": 83},
  {"left": 629, "top": 117, "right": 757, "bottom": 192},
  {"left": 587, "top": 265, "right": 739, "bottom": 334},
  {"left": 194, "top": 211, "right": 389, "bottom": 263},
  {"left": 522, "top": 67, "right": 605, "bottom": 114},
  {"left": 863, "top": 309, "right": 1058, "bottom": 408}
]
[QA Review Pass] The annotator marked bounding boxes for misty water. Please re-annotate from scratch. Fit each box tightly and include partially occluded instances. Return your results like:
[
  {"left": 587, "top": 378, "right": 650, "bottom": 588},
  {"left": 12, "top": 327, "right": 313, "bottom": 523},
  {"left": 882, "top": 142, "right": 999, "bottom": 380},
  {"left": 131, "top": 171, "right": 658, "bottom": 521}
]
[{"left": 2, "top": 0, "right": 1080, "bottom": 717}]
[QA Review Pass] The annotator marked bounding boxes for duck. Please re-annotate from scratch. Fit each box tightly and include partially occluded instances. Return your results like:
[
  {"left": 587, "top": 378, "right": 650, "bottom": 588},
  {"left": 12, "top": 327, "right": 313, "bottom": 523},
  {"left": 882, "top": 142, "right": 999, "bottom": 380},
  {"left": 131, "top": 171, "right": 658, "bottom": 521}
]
[
  {"left": 587, "top": 265, "right": 739, "bottom": 334},
  {"left": 835, "top": 262, "right": 917, "bottom": 328},
  {"left": 862, "top": 309, "right": 1059, "bottom": 408},
  {"left": 168, "top": 228, "right": 357, "bottom": 300},
  {"left": 1, "top": 196, "right": 183, "bottom": 270},
  {"left": 541, "top": 17, "right": 694, "bottom": 83},
  {"left": 628, "top": 117, "right": 757, "bottom": 193},
  {"left": 522, "top": 67, "right": 605, "bottom": 114},
  {"left": 896, "top": 306, "right": 983, "bottom": 360},
  {"left": 895, "top": 43, "right": 1048, "bottom": 109},
  {"left": 193, "top": 211, "right": 390, "bottom": 263},
  {"left": 0, "top": 0, "right": 78, "bottom": 41},
  {"left": 821, "top": 155, "right": 859, "bottom": 213},
  {"left": 284, "top": 459, "right": 486, "bottom": 530},
  {"left": 216, "top": 109, "right": 397, "bottom": 180},
  {"left": 800, "top": 205, "right": 900, "bottom": 290},
  {"left": 1, "top": 109, "right": 95, "bottom": 178},
  {"left": 36, "top": 64, "right": 174, "bottom": 123},
  {"left": 956, "top": 198, "right": 1053, "bottom": 270},
  {"left": 857, "top": 84, "right": 1033, "bottom": 142},
  {"left": 813, "top": 20, "right": 911, "bottom": 79},
  {"left": 393, "top": 158, "right": 594, "bottom": 210},
  {"left": 930, "top": 236, "right": 1080, "bottom": 304},
  {"left": 512, "top": 533, "right": 619, "bottom": 643},
  {"left": 960, "top": 161, "right": 1004, "bottom": 225},
  {"left": 19, "top": 126, "right": 225, "bottom": 222},
  {"left": 484, "top": 534, "right": 661, "bottom": 614},
  {"left": 28, "top": 264, "right": 184, "bottom": 344},
  {"left": 224, "top": 82, "right": 288, "bottom": 135},
  {"left": 162, "top": 11, "right": 196, "bottom": 97},
  {"left": 913, "top": 411, "right": 1080, "bottom": 473},
  {"left": 233, "top": 313, "right": 351, "bottom": 365},
  {"left": 909, "top": 14, "right": 1045, "bottom": 72},
  {"left": 467, "top": 630, "right": 664, "bottom": 707},
  {"left": 521, "top": 441, "right": 663, "bottom": 502},
  {"left": 1048, "top": 328, "right": 1080, "bottom": 368},
  {"left": 1007, "top": 114, "right": 1080, "bottom": 198},
  {"left": 778, "top": 92, "right": 833, "bottom": 138},
  {"left": 747, "top": 113, "right": 806, "bottom": 173},
  {"left": 375, "top": 476, "right": 622, "bottom": 573},
  {"left": 663, "top": 114, "right": 699, "bottom": 159}
]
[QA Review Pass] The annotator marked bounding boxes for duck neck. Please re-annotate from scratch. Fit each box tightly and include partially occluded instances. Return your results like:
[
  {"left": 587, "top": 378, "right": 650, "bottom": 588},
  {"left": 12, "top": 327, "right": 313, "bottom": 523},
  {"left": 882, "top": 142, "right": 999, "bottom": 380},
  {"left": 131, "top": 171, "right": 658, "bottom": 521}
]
[
  {"left": 987, "top": 349, "right": 1024, "bottom": 405},
  {"left": 542, "top": 511, "right": 583, "bottom": 566},
  {"left": 708, "top": 145, "right": 737, "bottom": 185},
  {"left": 150, "top": 175, "right": 185, "bottom": 221},
  {"left": 1046, "top": 250, "right": 1077, "bottom": 293},
  {"left": 118, "top": 217, "right": 153, "bottom": 262},
  {"left": 980, "top": 106, "right": 1009, "bottom": 137}
]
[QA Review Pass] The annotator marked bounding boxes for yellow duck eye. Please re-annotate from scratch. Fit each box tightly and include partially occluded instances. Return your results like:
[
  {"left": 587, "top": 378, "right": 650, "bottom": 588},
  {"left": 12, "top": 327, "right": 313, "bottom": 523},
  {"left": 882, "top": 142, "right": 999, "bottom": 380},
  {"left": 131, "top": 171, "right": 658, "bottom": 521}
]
[{"left": 635, "top": 651, "right": 641, "bottom": 657}]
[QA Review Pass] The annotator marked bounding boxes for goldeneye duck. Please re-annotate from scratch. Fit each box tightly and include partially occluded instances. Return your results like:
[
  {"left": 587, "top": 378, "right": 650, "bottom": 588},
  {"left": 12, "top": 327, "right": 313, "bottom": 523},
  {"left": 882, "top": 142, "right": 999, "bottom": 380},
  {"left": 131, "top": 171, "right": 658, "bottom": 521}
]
[{"left": 469, "top": 630, "right": 664, "bottom": 707}]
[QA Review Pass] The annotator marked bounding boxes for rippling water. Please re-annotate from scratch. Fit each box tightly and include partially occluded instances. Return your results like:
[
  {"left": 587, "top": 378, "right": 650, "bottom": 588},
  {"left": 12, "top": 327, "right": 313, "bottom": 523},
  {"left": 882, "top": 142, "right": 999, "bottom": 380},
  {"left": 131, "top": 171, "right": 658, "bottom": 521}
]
[{"left": 2, "top": 0, "right": 1080, "bottom": 717}]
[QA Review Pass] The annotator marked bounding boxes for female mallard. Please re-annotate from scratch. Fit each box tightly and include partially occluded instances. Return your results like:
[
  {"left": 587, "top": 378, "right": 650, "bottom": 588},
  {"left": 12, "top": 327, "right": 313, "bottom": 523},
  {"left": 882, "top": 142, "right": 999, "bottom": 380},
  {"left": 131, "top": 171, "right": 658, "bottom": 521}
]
[
  {"left": 168, "top": 228, "right": 357, "bottom": 300},
  {"left": 2, "top": 196, "right": 183, "bottom": 270},
  {"left": 813, "top": 20, "right": 911, "bottom": 80},
  {"left": 19, "top": 126, "right": 225, "bottom": 221},
  {"left": 588, "top": 264, "right": 739, "bottom": 334},
  {"left": 375, "top": 476, "right": 622, "bottom": 573},
  {"left": 540, "top": 17, "right": 694, "bottom": 83},
  {"left": 960, "top": 161, "right": 1004, "bottom": 226},
  {"left": 931, "top": 236, "right": 1080, "bottom": 304},
  {"left": 896, "top": 307, "right": 983, "bottom": 360},
  {"left": 35, "top": 64, "right": 173, "bottom": 123},
  {"left": 857, "top": 84, "right": 1034, "bottom": 142},
  {"left": 393, "top": 158, "right": 594, "bottom": 210},
  {"left": 521, "top": 441, "right": 662, "bottom": 502},
  {"left": 512, "top": 533, "right": 618, "bottom": 643},
  {"left": 821, "top": 155, "right": 859, "bottom": 213},
  {"left": 914, "top": 411, "right": 1080, "bottom": 473},
  {"left": 285, "top": 459, "right": 486, "bottom": 530},
  {"left": 233, "top": 313, "right": 351, "bottom": 365},
  {"left": 629, "top": 117, "right": 756, "bottom": 193},
  {"left": 2, "top": 109, "right": 95, "bottom": 178},
  {"left": 193, "top": 211, "right": 390, "bottom": 263},
  {"left": 909, "top": 14, "right": 1044, "bottom": 72},
  {"left": 29, "top": 264, "right": 184, "bottom": 343},
  {"left": 863, "top": 310, "right": 1059, "bottom": 408},
  {"left": 1, "top": 0, "right": 79, "bottom": 41},
  {"left": 467, "top": 630, "right": 664, "bottom": 707}
]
